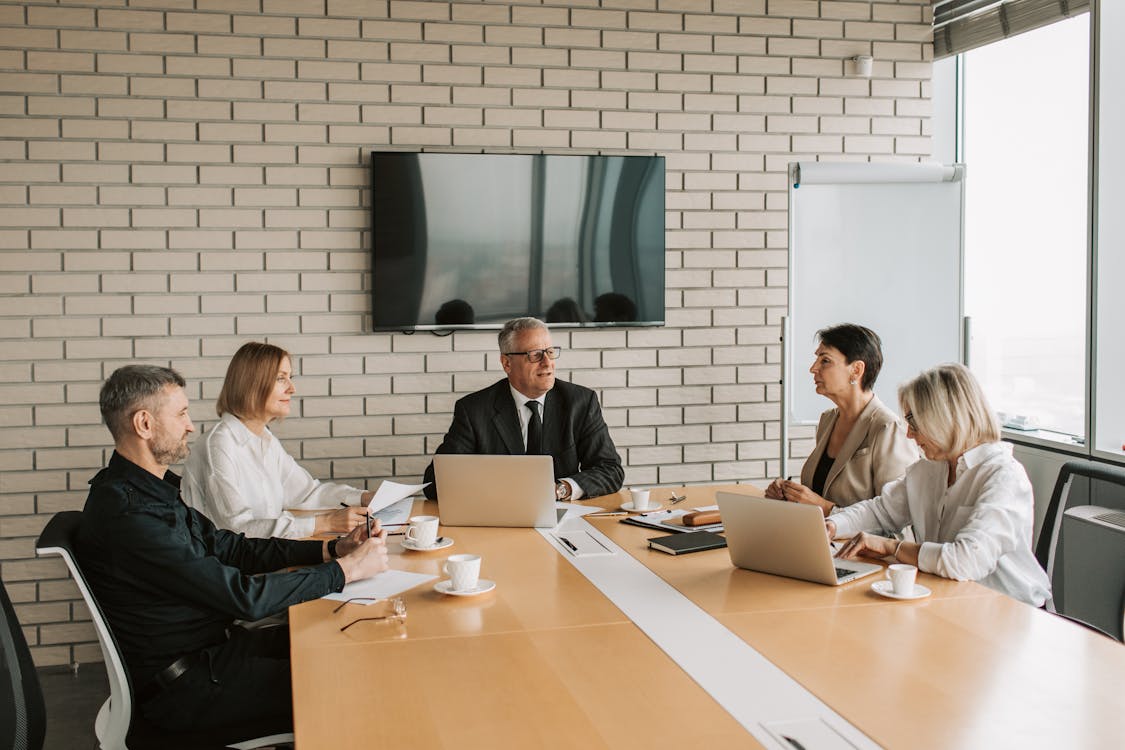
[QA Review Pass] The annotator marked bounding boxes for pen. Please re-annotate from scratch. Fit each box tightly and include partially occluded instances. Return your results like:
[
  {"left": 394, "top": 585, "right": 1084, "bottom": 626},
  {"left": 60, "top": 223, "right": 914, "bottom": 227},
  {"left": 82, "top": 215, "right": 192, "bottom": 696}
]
[
  {"left": 585, "top": 511, "right": 630, "bottom": 517},
  {"left": 559, "top": 536, "right": 578, "bottom": 552}
]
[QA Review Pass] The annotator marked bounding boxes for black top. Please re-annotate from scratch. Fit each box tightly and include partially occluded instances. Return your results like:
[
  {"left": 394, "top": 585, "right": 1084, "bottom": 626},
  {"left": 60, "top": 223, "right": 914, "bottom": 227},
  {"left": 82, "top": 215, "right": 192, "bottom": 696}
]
[
  {"left": 76, "top": 451, "right": 345, "bottom": 686},
  {"left": 810, "top": 450, "right": 834, "bottom": 496},
  {"left": 422, "top": 378, "right": 624, "bottom": 499}
]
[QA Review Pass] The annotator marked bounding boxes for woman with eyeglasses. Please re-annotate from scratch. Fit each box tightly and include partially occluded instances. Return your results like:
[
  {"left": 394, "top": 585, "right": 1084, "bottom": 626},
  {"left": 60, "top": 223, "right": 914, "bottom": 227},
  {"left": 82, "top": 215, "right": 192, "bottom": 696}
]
[
  {"left": 830, "top": 363, "right": 1051, "bottom": 606},
  {"left": 765, "top": 324, "right": 918, "bottom": 516},
  {"left": 183, "top": 342, "right": 373, "bottom": 539}
]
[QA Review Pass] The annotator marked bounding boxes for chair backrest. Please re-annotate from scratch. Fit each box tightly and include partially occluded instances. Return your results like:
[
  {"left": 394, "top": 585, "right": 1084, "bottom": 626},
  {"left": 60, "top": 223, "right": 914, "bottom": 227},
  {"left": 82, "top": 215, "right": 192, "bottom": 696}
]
[
  {"left": 35, "top": 511, "right": 132, "bottom": 750},
  {"left": 0, "top": 575, "right": 46, "bottom": 750},
  {"left": 1035, "top": 460, "right": 1125, "bottom": 641}
]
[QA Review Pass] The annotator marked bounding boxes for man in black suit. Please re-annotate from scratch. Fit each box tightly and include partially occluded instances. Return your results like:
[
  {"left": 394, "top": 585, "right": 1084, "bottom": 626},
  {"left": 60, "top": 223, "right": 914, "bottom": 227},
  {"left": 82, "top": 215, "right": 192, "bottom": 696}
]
[{"left": 423, "top": 317, "right": 624, "bottom": 501}]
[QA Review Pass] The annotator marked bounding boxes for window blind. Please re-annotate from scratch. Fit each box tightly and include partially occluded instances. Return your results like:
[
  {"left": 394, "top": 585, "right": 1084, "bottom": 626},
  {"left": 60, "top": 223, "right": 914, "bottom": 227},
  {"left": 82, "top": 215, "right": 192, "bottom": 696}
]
[{"left": 933, "top": 0, "right": 1090, "bottom": 59}]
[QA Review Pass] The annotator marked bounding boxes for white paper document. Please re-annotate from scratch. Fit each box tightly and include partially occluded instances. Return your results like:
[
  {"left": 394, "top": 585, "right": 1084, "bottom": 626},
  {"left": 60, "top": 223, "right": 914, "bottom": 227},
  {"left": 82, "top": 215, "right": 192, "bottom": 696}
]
[
  {"left": 366, "top": 480, "right": 429, "bottom": 514},
  {"left": 369, "top": 498, "right": 413, "bottom": 527},
  {"left": 323, "top": 569, "right": 437, "bottom": 604},
  {"left": 621, "top": 505, "right": 723, "bottom": 534}
]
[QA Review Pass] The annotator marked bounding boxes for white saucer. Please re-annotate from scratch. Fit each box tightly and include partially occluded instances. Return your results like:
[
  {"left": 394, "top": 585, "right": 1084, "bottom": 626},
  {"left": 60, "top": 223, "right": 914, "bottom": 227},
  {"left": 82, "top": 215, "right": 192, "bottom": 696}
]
[
  {"left": 434, "top": 578, "right": 496, "bottom": 597},
  {"left": 871, "top": 580, "right": 932, "bottom": 600},
  {"left": 620, "top": 501, "right": 660, "bottom": 512},
  {"left": 401, "top": 537, "right": 453, "bottom": 552}
]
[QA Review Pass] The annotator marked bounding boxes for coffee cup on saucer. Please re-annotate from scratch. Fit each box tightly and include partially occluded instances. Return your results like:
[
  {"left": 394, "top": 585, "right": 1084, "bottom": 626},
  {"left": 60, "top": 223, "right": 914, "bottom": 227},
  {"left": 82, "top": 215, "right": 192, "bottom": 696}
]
[
  {"left": 886, "top": 563, "right": 917, "bottom": 597},
  {"left": 629, "top": 487, "right": 653, "bottom": 511},
  {"left": 404, "top": 515, "right": 439, "bottom": 548},
  {"left": 443, "top": 553, "right": 482, "bottom": 592}
]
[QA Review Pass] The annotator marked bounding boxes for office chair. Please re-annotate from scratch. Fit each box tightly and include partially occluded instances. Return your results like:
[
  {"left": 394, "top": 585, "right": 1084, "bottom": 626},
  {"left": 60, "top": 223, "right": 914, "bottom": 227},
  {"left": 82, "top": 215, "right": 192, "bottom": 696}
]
[
  {"left": 1, "top": 575, "right": 47, "bottom": 750},
  {"left": 35, "top": 511, "right": 294, "bottom": 750},
  {"left": 1035, "top": 460, "right": 1125, "bottom": 642}
]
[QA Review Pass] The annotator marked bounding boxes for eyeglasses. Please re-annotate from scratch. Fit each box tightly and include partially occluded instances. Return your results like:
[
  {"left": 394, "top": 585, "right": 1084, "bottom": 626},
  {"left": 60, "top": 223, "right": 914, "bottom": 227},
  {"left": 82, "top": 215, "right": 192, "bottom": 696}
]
[
  {"left": 903, "top": 411, "right": 918, "bottom": 431},
  {"left": 502, "top": 346, "right": 562, "bottom": 363},
  {"left": 335, "top": 596, "right": 407, "bottom": 632}
]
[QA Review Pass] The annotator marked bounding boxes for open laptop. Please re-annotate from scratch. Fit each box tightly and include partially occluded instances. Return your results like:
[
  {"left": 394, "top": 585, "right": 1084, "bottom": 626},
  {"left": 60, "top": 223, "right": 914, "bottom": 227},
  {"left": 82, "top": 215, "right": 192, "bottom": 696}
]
[
  {"left": 716, "top": 491, "right": 881, "bottom": 585},
  {"left": 433, "top": 454, "right": 563, "bottom": 528}
]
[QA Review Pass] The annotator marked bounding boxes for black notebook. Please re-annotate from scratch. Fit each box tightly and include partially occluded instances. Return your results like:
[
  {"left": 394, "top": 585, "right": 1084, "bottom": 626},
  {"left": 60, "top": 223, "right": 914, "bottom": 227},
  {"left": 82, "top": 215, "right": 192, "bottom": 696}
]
[{"left": 647, "top": 530, "right": 727, "bottom": 555}]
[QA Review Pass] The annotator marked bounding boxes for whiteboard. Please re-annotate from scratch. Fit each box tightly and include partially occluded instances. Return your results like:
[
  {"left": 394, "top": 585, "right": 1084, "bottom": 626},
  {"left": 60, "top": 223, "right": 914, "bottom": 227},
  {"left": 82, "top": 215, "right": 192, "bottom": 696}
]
[{"left": 786, "top": 162, "right": 965, "bottom": 426}]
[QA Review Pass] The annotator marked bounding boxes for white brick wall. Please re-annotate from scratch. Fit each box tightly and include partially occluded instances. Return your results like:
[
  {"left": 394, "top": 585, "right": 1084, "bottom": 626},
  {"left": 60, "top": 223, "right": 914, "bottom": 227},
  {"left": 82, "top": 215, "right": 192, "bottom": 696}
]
[{"left": 0, "top": 0, "right": 932, "bottom": 665}]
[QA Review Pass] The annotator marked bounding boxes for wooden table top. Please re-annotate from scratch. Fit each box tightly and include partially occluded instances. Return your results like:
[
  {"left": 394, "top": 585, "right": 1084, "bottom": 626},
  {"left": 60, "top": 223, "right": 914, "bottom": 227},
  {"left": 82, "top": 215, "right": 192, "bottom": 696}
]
[{"left": 291, "top": 483, "right": 1125, "bottom": 749}]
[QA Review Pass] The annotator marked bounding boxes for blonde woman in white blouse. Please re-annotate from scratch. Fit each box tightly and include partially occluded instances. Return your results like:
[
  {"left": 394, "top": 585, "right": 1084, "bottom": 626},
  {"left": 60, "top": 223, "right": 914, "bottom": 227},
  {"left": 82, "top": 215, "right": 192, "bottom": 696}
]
[
  {"left": 830, "top": 363, "right": 1051, "bottom": 607},
  {"left": 183, "top": 342, "right": 372, "bottom": 539}
]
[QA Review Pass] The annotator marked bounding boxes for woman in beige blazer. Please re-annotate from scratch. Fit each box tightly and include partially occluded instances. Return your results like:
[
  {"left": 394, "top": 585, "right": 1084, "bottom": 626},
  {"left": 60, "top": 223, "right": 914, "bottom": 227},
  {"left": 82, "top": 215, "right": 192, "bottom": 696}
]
[{"left": 765, "top": 324, "right": 918, "bottom": 516}]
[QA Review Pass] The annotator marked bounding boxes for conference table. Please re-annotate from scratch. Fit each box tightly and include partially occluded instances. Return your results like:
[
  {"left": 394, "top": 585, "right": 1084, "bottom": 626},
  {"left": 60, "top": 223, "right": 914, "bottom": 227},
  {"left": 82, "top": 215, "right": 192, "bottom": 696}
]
[{"left": 289, "top": 484, "right": 1125, "bottom": 749}]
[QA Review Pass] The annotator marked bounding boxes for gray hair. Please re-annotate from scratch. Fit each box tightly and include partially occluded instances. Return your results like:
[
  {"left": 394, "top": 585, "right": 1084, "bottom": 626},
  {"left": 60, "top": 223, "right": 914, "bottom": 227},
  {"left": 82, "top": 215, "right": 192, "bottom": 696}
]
[
  {"left": 898, "top": 363, "right": 1000, "bottom": 458},
  {"left": 498, "top": 317, "right": 548, "bottom": 353},
  {"left": 100, "top": 365, "right": 185, "bottom": 441}
]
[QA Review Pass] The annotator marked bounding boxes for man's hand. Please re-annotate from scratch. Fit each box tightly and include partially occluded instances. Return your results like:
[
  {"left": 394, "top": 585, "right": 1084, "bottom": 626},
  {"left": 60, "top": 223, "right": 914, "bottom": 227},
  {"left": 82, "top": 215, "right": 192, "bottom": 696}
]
[
  {"left": 314, "top": 506, "right": 367, "bottom": 535},
  {"left": 333, "top": 521, "right": 389, "bottom": 583}
]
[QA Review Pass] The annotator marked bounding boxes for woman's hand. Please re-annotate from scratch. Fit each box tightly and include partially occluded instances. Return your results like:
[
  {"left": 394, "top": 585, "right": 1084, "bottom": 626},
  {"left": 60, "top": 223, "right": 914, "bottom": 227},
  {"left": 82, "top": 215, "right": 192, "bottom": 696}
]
[
  {"left": 834, "top": 531, "right": 896, "bottom": 561},
  {"left": 764, "top": 478, "right": 786, "bottom": 500},
  {"left": 777, "top": 480, "right": 834, "bottom": 516},
  {"left": 825, "top": 519, "right": 837, "bottom": 541},
  {"left": 360, "top": 490, "right": 375, "bottom": 507},
  {"left": 314, "top": 506, "right": 368, "bottom": 535}
]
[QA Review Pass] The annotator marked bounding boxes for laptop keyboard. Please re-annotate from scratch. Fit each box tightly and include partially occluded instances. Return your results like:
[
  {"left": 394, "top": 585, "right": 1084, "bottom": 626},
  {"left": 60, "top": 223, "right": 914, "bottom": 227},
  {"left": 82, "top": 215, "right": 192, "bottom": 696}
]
[{"left": 834, "top": 567, "right": 854, "bottom": 579}]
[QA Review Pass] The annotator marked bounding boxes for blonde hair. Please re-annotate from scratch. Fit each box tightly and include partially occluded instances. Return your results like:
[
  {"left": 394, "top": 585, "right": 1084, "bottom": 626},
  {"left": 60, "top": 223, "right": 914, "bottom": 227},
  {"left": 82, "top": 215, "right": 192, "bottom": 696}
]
[
  {"left": 898, "top": 363, "right": 1000, "bottom": 459},
  {"left": 216, "top": 342, "right": 289, "bottom": 421}
]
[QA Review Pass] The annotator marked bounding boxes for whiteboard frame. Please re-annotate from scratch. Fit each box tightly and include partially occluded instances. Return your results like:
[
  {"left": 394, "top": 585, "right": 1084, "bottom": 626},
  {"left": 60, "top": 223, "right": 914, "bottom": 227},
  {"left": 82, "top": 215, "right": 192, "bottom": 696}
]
[{"left": 782, "top": 162, "right": 967, "bottom": 477}]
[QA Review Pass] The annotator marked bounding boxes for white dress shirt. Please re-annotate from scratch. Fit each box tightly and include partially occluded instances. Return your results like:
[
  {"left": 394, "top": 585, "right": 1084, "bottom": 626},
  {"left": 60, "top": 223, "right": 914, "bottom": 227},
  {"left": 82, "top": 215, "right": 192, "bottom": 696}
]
[
  {"left": 182, "top": 412, "right": 365, "bottom": 539},
  {"left": 509, "top": 385, "right": 583, "bottom": 500},
  {"left": 830, "top": 441, "right": 1051, "bottom": 607}
]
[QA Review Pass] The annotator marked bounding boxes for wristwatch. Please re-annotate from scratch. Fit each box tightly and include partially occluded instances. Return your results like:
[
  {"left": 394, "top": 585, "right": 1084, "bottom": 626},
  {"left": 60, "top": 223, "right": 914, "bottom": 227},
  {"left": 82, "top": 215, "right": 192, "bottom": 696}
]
[
  {"left": 327, "top": 538, "right": 340, "bottom": 559},
  {"left": 555, "top": 481, "right": 572, "bottom": 501}
]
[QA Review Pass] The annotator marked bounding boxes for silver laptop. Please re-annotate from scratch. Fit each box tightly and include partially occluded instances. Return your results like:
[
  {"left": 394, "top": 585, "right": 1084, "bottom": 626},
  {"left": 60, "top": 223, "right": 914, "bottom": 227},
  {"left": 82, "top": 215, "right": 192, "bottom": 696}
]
[
  {"left": 716, "top": 491, "right": 881, "bottom": 585},
  {"left": 433, "top": 454, "right": 563, "bottom": 528}
]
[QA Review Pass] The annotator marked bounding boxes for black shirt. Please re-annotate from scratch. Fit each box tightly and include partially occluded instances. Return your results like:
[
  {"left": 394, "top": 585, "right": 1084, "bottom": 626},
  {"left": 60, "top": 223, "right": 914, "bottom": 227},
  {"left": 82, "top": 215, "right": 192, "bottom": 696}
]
[
  {"left": 76, "top": 451, "right": 345, "bottom": 686},
  {"left": 811, "top": 450, "right": 835, "bottom": 496}
]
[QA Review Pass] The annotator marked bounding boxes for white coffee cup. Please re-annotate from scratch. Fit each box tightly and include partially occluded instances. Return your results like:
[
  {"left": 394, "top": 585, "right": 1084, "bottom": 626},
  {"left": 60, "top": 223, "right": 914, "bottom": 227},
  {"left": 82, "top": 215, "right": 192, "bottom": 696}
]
[
  {"left": 443, "top": 553, "right": 482, "bottom": 592},
  {"left": 886, "top": 563, "right": 918, "bottom": 596},
  {"left": 405, "top": 515, "right": 439, "bottom": 548},
  {"left": 629, "top": 487, "right": 653, "bottom": 511}
]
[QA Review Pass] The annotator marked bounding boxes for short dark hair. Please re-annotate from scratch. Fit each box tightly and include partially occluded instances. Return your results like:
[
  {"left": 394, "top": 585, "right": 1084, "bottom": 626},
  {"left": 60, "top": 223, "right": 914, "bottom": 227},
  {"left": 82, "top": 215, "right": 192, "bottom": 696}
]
[
  {"left": 100, "top": 365, "right": 185, "bottom": 441},
  {"left": 815, "top": 324, "right": 883, "bottom": 391}
]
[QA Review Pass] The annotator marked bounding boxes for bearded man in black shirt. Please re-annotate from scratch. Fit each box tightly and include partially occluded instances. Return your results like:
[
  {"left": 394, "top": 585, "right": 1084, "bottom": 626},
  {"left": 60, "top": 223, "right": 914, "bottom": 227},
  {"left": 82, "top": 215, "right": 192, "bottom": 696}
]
[{"left": 77, "top": 364, "right": 389, "bottom": 745}]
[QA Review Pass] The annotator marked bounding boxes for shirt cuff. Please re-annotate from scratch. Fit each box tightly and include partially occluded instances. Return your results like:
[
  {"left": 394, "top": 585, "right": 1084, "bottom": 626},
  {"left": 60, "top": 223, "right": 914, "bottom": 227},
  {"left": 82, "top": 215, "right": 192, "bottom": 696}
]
[
  {"left": 562, "top": 478, "right": 583, "bottom": 501},
  {"left": 916, "top": 541, "right": 942, "bottom": 574}
]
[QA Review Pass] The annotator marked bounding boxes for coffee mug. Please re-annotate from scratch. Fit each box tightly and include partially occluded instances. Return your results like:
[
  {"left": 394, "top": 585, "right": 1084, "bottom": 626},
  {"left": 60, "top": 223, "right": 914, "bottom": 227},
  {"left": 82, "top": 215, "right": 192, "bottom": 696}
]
[
  {"left": 629, "top": 487, "right": 653, "bottom": 511},
  {"left": 886, "top": 563, "right": 917, "bottom": 596},
  {"left": 405, "top": 515, "right": 439, "bottom": 548},
  {"left": 443, "top": 553, "right": 482, "bottom": 592}
]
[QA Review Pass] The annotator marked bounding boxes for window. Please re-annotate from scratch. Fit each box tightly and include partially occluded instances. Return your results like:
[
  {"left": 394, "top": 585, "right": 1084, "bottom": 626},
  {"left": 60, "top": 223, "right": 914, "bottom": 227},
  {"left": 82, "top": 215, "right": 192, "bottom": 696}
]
[{"left": 961, "top": 14, "right": 1089, "bottom": 438}]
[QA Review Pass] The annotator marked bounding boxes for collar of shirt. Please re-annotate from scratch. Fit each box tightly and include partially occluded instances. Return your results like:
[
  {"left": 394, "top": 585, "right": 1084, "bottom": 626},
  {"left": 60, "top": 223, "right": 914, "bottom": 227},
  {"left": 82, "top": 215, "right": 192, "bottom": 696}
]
[
  {"left": 509, "top": 385, "right": 546, "bottom": 445},
  {"left": 954, "top": 441, "right": 1012, "bottom": 482},
  {"left": 98, "top": 450, "right": 183, "bottom": 507},
  {"left": 219, "top": 411, "right": 274, "bottom": 458}
]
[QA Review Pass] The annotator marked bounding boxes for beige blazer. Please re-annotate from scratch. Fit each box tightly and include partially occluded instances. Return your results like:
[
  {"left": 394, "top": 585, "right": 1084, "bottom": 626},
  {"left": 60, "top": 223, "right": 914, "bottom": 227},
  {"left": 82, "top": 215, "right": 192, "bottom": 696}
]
[{"left": 800, "top": 395, "right": 919, "bottom": 508}]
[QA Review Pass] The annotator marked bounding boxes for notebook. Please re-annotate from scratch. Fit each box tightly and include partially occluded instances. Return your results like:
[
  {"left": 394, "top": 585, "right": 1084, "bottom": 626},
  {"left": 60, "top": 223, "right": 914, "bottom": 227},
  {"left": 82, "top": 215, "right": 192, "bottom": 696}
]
[
  {"left": 647, "top": 530, "right": 728, "bottom": 555},
  {"left": 433, "top": 454, "right": 564, "bottom": 528},
  {"left": 716, "top": 491, "right": 881, "bottom": 585}
]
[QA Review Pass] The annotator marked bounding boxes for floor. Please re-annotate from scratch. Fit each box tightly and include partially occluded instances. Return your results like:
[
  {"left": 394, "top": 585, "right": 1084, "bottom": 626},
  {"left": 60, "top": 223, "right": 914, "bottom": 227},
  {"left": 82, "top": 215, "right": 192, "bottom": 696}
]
[{"left": 38, "top": 662, "right": 107, "bottom": 750}]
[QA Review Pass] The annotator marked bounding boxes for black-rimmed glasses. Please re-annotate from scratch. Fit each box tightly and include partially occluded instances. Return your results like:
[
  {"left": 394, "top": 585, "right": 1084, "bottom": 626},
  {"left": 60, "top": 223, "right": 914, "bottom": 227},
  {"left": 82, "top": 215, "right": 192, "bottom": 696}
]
[
  {"left": 335, "top": 596, "right": 407, "bottom": 632},
  {"left": 502, "top": 346, "right": 562, "bottom": 363},
  {"left": 903, "top": 411, "right": 918, "bottom": 431}
]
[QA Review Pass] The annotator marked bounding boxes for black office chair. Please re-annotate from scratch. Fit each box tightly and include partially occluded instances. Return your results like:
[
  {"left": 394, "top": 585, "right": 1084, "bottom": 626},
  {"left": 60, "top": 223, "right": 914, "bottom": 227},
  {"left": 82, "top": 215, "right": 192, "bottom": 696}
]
[
  {"left": 1, "top": 574, "right": 47, "bottom": 750},
  {"left": 1035, "top": 460, "right": 1125, "bottom": 642},
  {"left": 35, "top": 511, "right": 294, "bottom": 750}
]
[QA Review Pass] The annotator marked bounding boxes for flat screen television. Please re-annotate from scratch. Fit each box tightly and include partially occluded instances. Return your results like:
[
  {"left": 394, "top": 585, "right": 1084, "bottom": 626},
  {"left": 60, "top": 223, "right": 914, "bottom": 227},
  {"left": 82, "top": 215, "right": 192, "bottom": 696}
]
[{"left": 370, "top": 151, "right": 665, "bottom": 331}]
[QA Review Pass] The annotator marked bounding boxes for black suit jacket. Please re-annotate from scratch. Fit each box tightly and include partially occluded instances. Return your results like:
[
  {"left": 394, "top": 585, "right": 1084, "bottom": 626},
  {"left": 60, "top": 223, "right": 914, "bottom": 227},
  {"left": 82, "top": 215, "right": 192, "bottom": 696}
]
[{"left": 423, "top": 378, "right": 624, "bottom": 500}]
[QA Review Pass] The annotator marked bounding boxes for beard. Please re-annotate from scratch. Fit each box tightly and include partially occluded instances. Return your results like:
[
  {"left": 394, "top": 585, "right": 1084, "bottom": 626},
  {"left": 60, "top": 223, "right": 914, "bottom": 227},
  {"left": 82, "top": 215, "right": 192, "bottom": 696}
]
[{"left": 151, "top": 423, "right": 190, "bottom": 466}]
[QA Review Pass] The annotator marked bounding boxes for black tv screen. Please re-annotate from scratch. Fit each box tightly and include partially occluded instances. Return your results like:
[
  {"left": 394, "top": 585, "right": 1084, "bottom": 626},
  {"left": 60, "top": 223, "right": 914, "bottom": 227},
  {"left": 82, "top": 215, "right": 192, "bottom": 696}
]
[{"left": 370, "top": 151, "right": 665, "bottom": 331}]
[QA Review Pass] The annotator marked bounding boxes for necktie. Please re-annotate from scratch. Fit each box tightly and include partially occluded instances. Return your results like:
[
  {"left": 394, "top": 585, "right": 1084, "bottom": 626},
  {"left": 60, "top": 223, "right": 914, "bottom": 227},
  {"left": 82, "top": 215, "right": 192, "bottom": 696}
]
[{"left": 526, "top": 400, "right": 543, "bottom": 455}]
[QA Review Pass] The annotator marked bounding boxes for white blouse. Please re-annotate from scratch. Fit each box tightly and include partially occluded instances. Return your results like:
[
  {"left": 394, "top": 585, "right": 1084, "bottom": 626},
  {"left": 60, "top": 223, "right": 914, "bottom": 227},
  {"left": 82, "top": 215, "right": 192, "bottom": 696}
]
[
  {"left": 829, "top": 441, "right": 1051, "bottom": 607},
  {"left": 182, "top": 412, "right": 365, "bottom": 539}
]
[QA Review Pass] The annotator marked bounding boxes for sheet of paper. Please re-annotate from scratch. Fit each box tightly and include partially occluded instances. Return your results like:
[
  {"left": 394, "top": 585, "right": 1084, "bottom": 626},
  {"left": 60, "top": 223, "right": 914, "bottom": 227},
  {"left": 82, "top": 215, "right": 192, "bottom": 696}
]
[
  {"left": 552, "top": 529, "right": 615, "bottom": 557},
  {"left": 370, "top": 498, "right": 413, "bottom": 527},
  {"left": 622, "top": 506, "right": 723, "bottom": 533},
  {"left": 323, "top": 569, "right": 437, "bottom": 604},
  {"left": 366, "top": 480, "right": 429, "bottom": 514}
]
